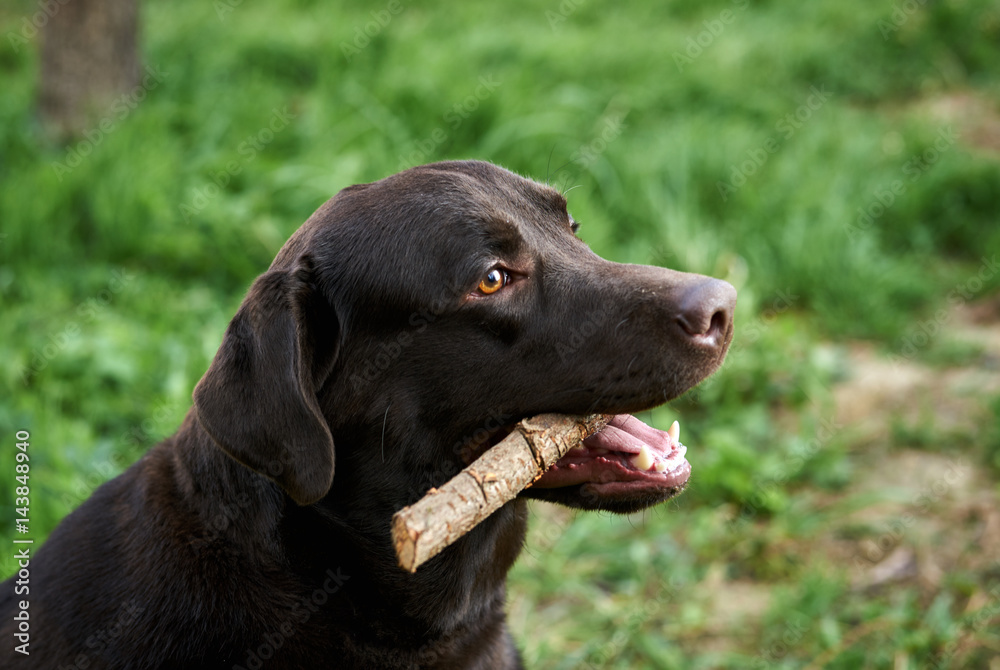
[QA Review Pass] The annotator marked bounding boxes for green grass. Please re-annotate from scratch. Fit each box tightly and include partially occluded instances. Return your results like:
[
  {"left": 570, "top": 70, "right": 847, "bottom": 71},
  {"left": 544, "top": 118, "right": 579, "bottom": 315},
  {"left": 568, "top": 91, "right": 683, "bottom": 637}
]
[{"left": 2, "top": 0, "right": 1000, "bottom": 667}]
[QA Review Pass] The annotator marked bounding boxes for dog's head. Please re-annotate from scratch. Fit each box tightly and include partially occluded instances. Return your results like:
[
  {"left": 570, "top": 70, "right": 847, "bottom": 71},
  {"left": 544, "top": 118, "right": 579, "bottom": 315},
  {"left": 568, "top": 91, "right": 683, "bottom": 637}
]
[{"left": 193, "top": 161, "right": 735, "bottom": 515}]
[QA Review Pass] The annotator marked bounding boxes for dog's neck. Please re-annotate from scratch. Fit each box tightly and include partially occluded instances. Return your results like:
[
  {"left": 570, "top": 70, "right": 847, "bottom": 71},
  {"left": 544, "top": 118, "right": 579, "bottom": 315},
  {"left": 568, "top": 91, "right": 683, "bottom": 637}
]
[
  {"left": 172, "top": 410, "right": 526, "bottom": 639},
  {"left": 296, "top": 424, "right": 529, "bottom": 632}
]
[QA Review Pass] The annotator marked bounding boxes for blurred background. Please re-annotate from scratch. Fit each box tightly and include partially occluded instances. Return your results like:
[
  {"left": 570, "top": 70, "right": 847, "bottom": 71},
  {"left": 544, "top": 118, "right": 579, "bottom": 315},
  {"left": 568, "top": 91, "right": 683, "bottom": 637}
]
[{"left": 2, "top": 0, "right": 1000, "bottom": 667}]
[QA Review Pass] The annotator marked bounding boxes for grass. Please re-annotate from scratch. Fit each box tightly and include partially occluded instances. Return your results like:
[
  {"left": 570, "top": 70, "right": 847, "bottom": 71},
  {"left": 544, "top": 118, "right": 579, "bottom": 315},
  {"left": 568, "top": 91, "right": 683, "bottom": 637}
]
[{"left": 2, "top": 0, "right": 1000, "bottom": 667}]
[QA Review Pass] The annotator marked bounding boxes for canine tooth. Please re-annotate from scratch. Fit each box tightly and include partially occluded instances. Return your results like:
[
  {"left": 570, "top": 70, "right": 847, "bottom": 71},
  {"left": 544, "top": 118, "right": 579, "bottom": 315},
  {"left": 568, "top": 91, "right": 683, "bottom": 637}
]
[
  {"left": 668, "top": 420, "right": 680, "bottom": 443},
  {"left": 631, "top": 445, "right": 655, "bottom": 471},
  {"left": 654, "top": 461, "right": 668, "bottom": 472}
]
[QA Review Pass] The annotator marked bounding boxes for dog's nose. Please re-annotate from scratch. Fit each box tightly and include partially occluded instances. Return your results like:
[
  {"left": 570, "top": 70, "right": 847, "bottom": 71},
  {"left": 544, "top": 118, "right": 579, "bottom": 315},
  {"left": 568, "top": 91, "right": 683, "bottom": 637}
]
[{"left": 674, "top": 278, "right": 736, "bottom": 348}]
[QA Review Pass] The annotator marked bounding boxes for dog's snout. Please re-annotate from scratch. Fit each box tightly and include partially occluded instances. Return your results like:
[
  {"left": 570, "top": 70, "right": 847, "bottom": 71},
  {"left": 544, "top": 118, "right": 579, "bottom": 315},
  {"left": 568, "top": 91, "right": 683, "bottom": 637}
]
[{"left": 674, "top": 278, "right": 736, "bottom": 348}]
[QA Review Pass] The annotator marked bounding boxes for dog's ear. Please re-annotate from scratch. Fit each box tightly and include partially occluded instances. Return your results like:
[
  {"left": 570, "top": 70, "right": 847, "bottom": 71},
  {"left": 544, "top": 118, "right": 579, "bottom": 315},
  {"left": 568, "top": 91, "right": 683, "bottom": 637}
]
[{"left": 193, "top": 256, "right": 338, "bottom": 505}]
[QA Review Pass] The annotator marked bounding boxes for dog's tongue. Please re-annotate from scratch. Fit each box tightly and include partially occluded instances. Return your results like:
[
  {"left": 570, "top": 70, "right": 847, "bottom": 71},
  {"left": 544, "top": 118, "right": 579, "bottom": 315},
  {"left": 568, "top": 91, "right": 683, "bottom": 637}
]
[
  {"left": 582, "top": 414, "right": 677, "bottom": 457},
  {"left": 532, "top": 414, "right": 690, "bottom": 491}
]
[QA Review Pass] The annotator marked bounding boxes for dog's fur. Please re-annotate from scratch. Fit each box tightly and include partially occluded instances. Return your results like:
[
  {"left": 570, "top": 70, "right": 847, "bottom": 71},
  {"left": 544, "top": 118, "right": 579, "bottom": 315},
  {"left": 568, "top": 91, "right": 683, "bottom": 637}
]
[{"left": 1, "top": 161, "right": 734, "bottom": 669}]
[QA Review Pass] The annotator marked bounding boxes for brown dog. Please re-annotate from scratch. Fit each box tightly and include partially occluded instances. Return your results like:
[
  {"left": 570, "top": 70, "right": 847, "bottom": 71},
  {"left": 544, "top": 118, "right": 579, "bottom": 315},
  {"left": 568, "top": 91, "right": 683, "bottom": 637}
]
[{"left": 1, "top": 161, "right": 734, "bottom": 669}]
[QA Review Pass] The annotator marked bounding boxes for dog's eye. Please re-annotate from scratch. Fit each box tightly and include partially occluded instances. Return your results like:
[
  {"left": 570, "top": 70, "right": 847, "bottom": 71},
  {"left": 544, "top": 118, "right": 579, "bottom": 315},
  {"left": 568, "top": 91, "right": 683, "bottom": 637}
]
[
  {"left": 570, "top": 219, "right": 580, "bottom": 233},
  {"left": 478, "top": 268, "right": 508, "bottom": 295}
]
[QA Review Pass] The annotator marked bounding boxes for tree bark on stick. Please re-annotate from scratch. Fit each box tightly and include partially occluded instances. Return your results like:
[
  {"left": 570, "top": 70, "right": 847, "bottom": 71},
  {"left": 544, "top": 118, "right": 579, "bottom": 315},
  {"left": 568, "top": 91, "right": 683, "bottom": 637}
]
[{"left": 392, "top": 413, "right": 612, "bottom": 573}]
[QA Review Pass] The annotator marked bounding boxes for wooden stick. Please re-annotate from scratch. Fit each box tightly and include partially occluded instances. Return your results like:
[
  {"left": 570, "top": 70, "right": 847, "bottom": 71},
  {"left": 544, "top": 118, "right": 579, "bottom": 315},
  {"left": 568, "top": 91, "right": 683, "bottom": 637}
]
[{"left": 392, "top": 413, "right": 612, "bottom": 572}]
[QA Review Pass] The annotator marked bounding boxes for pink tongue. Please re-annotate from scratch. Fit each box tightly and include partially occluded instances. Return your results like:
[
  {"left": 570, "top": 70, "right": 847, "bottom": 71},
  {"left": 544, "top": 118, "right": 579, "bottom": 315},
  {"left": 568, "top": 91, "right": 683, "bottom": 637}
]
[
  {"left": 582, "top": 414, "right": 674, "bottom": 455},
  {"left": 531, "top": 413, "right": 687, "bottom": 490}
]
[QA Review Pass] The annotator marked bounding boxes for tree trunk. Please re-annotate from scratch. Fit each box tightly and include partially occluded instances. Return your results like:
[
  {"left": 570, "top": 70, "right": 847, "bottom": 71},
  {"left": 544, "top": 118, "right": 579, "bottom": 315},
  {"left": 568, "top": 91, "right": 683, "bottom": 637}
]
[{"left": 39, "top": 0, "right": 140, "bottom": 137}]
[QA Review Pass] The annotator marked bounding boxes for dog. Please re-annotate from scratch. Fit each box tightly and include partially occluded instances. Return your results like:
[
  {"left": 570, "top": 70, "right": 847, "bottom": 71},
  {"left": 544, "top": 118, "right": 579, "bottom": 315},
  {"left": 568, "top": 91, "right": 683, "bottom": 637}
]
[{"left": 1, "top": 160, "right": 734, "bottom": 669}]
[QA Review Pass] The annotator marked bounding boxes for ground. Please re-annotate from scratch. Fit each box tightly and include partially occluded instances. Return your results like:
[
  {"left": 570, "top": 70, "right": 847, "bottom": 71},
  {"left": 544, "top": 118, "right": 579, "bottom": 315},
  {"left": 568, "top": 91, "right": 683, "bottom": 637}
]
[{"left": 510, "top": 296, "right": 1000, "bottom": 669}]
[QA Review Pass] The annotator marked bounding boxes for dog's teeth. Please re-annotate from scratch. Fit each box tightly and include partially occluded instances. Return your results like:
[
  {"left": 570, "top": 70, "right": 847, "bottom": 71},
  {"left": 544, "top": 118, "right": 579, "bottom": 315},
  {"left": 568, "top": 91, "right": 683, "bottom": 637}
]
[
  {"left": 630, "top": 445, "right": 655, "bottom": 471},
  {"left": 668, "top": 420, "right": 680, "bottom": 443},
  {"left": 654, "top": 445, "right": 688, "bottom": 475}
]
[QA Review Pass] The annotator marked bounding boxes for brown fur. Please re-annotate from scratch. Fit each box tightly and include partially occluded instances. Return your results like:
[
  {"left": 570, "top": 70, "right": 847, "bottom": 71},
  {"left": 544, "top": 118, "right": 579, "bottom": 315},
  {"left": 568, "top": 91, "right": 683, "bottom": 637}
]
[{"left": 0, "top": 161, "right": 734, "bottom": 669}]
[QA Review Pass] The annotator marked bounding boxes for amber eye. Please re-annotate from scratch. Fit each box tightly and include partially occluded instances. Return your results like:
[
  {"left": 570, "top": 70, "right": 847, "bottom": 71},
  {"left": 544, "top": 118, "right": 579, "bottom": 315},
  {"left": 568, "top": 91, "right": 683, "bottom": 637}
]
[{"left": 478, "top": 268, "right": 507, "bottom": 295}]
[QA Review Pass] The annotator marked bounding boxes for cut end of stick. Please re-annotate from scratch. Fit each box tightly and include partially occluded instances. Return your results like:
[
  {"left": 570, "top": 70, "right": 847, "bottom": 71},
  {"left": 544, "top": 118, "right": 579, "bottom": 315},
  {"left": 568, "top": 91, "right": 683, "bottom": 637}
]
[{"left": 392, "top": 514, "right": 419, "bottom": 573}]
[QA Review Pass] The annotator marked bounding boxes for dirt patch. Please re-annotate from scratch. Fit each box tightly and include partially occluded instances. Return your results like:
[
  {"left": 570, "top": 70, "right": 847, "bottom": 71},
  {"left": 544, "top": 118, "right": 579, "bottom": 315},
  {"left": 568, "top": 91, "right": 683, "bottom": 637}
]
[
  {"left": 833, "top": 295, "right": 1000, "bottom": 444},
  {"left": 917, "top": 92, "right": 1000, "bottom": 155},
  {"left": 825, "top": 295, "right": 1000, "bottom": 589}
]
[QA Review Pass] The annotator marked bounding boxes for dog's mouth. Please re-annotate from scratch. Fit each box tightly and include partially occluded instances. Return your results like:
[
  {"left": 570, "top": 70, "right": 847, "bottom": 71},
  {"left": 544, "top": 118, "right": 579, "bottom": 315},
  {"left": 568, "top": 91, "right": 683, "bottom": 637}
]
[{"left": 530, "top": 414, "right": 690, "bottom": 496}]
